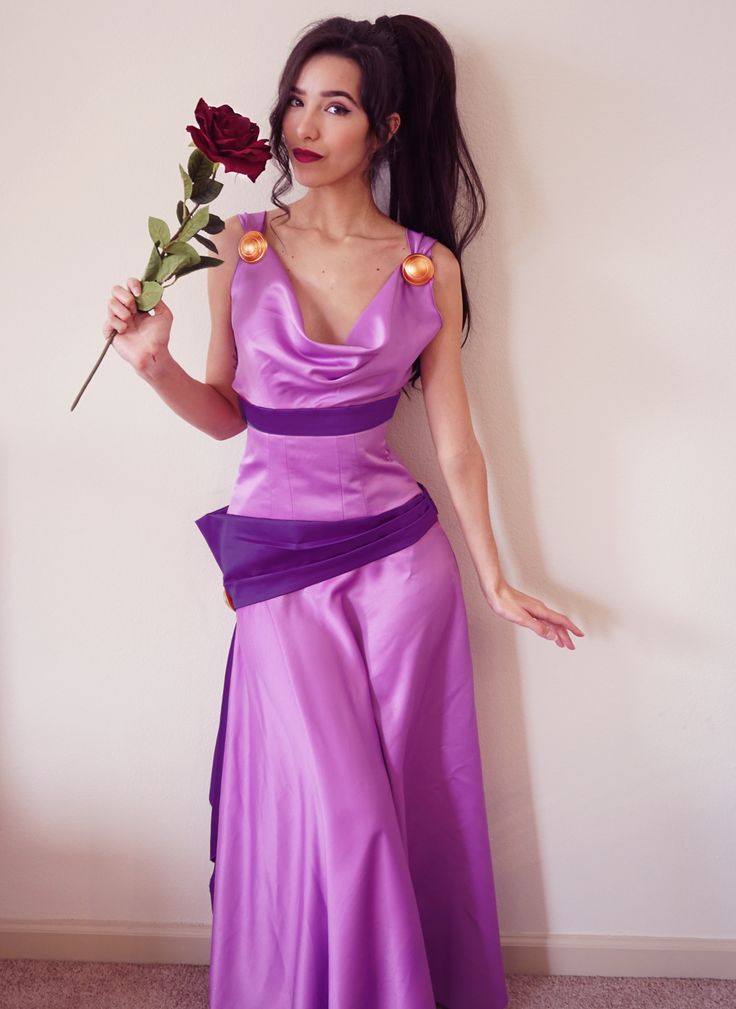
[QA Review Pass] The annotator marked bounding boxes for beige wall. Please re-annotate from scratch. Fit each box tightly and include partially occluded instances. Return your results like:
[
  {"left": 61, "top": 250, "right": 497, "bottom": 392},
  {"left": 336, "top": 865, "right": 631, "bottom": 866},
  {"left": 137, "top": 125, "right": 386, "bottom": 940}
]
[{"left": 1, "top": 0, "right": 734, "bottom": 974}]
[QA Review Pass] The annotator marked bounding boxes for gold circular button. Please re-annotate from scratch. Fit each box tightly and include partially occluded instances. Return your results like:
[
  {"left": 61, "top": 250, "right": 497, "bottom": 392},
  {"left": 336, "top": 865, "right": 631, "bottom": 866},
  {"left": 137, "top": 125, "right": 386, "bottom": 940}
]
[
  {"left": 238, "top": 230, "right": 268, "bottom": 263},
  {"left": 223, "top": 587, "right": 235, "bottom": 610},
  {"left": 400, "top": 253, "right": 434, "bottom": 285}
]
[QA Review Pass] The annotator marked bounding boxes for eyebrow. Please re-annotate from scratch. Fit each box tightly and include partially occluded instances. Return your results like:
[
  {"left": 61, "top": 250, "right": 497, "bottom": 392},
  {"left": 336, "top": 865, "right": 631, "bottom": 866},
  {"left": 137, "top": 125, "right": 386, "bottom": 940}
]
[{"left": 289, "top": 84, "right": 359, "bottom": 107}]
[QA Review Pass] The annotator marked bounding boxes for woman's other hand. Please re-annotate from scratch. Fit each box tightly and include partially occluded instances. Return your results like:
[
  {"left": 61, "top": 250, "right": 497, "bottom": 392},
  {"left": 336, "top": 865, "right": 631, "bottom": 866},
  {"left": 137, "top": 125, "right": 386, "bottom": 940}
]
[
  {"left": 103, "top": 278, "right": 174, "bottom": 377},
  {"left": 485, "top": 579, "right": 585, "bottom": 650}
]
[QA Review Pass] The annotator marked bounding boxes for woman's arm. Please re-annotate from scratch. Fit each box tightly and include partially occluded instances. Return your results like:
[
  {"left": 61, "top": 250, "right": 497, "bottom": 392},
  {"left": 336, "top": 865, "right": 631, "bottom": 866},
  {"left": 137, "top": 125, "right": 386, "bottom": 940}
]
[
  {"left": 133, "top": 215, "right": 247, "bottom": 441},
  {"left": 419, "top": 244, "right": 503, "bottom": 594},
  {"left": 420, "top": 244, "right": 584, "bottom": 650}
]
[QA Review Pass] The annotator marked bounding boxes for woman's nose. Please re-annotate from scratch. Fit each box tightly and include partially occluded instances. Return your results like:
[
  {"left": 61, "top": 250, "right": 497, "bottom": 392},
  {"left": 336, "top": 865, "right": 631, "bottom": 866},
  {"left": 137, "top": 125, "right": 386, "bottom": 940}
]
[{"left": 296, "top": 111, "right": 319, "bottom": 140}]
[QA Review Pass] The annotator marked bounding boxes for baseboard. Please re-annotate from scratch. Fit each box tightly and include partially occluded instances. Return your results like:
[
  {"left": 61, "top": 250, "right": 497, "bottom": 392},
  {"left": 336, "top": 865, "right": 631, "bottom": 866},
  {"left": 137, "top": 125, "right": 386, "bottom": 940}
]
[
  {"left": 500, "top": 932, "right": 736, "bottom": 979},
  {"left": 0, "top": 919, "right": 210, "bottom": 965},
  {"left": 0, "top": 920, "right": 733, "bottom": 979}
]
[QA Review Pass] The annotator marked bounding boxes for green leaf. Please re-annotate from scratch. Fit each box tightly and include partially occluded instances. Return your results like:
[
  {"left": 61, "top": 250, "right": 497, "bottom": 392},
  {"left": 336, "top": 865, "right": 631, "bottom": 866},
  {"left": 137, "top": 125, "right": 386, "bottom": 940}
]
[
  {"left": 203, "top": 213, "right": 225, "bottom": 235},
  {"left": 191, "top": 178, "right": 223, "bottom": 205},
  {"left": 188, "top": 147, "right": 214, "bottom": 183},
  {"left": 142, "top": 243, "right": 163, "bottom": 282},
  {"left": 179, "top": 205, "right": 210, "bottom": 242},
  {"left": 176, "top": 200, "right": 185, "bottom": 225},
  {"left": 175, "top": 256, "right": 223, "bottom": 278},
  {"left": 193, "top": 233, "right": 218, "bottom": 253},
  {"left": 155, "top": 253, "right": 187, "bottom": 284},
  {"left": 166, "top": 241, "right": 201, "bottom": 266},
  {"left": 179, "top": 163, "right": 193, "bottom": 202},
  {"left": 135, "top": 280, "right": 163, "bottom": 312},
  {"left": 148, "top": 216, "right": 170, "bottom": 247}
]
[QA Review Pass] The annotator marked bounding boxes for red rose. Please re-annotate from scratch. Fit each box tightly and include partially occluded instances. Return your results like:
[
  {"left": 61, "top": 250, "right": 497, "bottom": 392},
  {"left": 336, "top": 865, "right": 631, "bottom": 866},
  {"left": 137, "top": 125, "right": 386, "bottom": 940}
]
[{"left": 186, "top": 97, "right": 271, "bottom": 181}]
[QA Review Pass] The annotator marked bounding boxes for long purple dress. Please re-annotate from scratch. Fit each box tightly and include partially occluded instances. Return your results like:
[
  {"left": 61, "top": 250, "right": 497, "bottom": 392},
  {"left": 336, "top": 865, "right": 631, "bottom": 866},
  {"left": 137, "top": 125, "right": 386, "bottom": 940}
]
[{"left": 195, "top": 208, "right": 509, "bottom": 1009}]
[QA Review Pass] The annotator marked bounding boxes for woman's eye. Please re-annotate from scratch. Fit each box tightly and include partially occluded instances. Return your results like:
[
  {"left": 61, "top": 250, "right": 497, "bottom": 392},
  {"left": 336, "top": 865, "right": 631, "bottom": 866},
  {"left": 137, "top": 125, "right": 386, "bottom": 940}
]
[{"left": 286, "top": 96, "right": 348, "bottom": 115}]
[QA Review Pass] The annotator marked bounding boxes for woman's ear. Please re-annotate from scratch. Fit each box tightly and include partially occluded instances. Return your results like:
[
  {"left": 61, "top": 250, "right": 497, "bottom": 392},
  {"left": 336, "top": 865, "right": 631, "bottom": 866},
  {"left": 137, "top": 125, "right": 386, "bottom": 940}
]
[{"left": 386, "top": 112, "right": 401, "bottom": 141}]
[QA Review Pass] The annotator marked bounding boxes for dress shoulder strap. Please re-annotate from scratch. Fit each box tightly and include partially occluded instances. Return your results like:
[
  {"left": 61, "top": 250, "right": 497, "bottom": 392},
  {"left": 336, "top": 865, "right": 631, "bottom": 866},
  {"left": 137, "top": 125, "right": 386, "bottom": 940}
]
[{"left": 414, "top": 230, "right": 438, "bottom": 256}]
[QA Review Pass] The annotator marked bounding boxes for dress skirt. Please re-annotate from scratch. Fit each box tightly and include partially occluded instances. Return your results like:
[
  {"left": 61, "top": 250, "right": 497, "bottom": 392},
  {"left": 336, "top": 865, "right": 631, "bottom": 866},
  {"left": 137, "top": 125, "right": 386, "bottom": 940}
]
[{"left": 197, "top": 514, "right": 508, "bottom": 1009}]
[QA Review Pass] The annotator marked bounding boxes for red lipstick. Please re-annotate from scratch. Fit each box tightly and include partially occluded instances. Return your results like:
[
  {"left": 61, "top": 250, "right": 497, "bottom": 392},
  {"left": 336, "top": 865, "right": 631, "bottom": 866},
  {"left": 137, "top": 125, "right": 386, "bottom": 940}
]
[{"left": 292, "top": 148, "right": 324, "bottom": 163}]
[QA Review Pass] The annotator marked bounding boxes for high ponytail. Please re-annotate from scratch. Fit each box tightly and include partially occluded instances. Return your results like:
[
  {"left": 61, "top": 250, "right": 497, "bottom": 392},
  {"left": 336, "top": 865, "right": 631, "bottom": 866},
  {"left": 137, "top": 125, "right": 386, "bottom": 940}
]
[{"left": 267, "top": 14, "right": 487, "bottom": 390}]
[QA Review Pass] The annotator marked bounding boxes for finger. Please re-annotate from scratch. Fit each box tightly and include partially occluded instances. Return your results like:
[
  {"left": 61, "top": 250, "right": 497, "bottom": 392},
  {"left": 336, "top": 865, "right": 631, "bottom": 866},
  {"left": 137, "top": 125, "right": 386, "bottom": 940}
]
[
  {"left": 531, "top": 618, "right": 555, "bottom": 641},
  {"left": 551, "top": 626, "right": 567, "bottom": 648},
  {"left": 546, "top": 621, "right": 574, "bottom": 649},
  {"left": 104, "top": 309, "right": 128, "bottom": 336},
  {"left": 541, "top": 620, "right": 565, "bottom": 648},
  {"left": 127, "top": 277, "right": 142, "bottom": 297},
  {"left": 524, "top": 597, "right": 584, "bottom": 637},
  {"left": 497, "top": 597, "right": 573, "bottom": 647},
  {"left": 557, "top": 627, "right": 576, "bottom": 649},
  {"left": 515, "top": 603, "right": 578, "bottom": 648},
  {"left": 553, "top": 617, "right": 583, "bottom": 640},
  {"left": 548, "top": 611, "right": 584, "bottom": 636},
  {"left": 518, "top": 615, "right": 572, "bottom": 649},
  {"left": 108, "top": 298, "right": 131, "bottom": 322},
  {"left": 545, "top": 620, "right": 574, "bottom": 649},
  {"left": 111, "top": 284, "right": 139, "bottom": 318}
]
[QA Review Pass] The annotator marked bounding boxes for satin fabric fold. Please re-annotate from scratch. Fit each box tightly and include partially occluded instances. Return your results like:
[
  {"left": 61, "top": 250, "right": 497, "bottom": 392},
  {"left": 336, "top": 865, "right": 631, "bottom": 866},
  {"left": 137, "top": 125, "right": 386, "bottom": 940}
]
[{"left": 206, "top": 623, "right": 235, "bottom": 907}]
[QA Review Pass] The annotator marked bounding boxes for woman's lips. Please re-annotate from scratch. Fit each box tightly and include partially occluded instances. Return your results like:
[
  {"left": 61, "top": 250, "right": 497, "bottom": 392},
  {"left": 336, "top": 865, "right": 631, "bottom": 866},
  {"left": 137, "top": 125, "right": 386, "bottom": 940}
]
[{"left": 293, "top": 149, "right": 324, "bottom": 162}]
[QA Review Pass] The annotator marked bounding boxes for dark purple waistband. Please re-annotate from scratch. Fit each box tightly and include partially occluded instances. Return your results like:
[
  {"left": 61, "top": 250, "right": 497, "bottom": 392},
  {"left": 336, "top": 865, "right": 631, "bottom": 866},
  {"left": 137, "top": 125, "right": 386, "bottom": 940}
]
[
  {"left": 237, "top": 392, "right": 401, "bottom": 435},
  {"left": 195, "top": 483, "right": 438, "bottom": 608}
]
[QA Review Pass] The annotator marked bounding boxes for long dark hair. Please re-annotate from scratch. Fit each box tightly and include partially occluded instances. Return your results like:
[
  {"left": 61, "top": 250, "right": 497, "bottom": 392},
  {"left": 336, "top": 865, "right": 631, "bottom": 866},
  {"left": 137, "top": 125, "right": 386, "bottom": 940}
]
[{"left": 267, "top": 14, "right": 487, "bottom": 391}]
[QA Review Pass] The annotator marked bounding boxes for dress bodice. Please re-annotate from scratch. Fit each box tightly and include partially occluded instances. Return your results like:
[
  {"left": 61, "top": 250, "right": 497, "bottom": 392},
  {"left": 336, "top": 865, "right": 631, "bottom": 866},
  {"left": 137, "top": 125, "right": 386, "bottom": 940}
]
[{"left": 227, "top": 208, "right": 443, "bottom": 521}]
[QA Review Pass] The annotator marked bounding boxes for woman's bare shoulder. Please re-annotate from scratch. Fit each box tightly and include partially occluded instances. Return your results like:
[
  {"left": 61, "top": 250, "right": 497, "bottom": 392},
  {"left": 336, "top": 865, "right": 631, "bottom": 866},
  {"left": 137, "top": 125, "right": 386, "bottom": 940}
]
[
  {"left": 429, "top": 240, "right": 461, "bottom": 280},
  {"left": 424, "top": 240, "right": 461, "bottom": 335}
]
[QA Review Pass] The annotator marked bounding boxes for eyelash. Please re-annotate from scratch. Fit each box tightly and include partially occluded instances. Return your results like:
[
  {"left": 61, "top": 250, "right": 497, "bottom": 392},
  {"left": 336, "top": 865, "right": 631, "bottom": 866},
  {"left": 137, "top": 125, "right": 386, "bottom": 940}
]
[{"left": 287, "top": 96, "right": 349, "bottom": 115}]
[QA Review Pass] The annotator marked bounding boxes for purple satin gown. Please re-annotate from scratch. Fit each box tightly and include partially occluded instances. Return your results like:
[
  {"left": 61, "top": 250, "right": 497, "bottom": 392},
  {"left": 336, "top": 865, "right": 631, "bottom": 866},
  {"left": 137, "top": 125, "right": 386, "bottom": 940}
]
[{"left": 195, "top": 208, "right": 509, "bottom": 1009}]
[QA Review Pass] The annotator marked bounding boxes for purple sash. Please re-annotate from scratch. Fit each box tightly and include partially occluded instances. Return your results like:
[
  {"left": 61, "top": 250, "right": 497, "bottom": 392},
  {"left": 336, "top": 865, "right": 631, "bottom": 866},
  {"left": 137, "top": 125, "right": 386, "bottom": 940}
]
[
  {"left": 237, "top": 390, "right": 401, "bottom": 434},
  {"left": 196, "top": 482, "right": 438, "bottom": 609}
]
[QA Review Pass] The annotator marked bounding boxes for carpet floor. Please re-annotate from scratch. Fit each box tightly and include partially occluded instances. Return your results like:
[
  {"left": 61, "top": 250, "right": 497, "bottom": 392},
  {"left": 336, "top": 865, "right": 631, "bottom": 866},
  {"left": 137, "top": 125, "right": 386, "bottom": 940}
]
[{"left": 0, "top": 959, "right": 732, "bottom": 1009}]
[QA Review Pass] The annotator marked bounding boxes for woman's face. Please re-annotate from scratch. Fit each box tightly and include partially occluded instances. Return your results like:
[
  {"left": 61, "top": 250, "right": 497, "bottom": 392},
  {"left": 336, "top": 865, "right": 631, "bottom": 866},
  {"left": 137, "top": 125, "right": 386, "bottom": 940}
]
[{"left": 282, "top": 53, "right": 394, "bottom": 185}]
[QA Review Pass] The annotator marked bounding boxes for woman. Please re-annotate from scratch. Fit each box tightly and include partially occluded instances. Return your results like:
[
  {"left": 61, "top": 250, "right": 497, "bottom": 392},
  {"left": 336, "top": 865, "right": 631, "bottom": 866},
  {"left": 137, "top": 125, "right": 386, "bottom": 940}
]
[{"left": 103, "top": 14, "right": 582, "bottom": 1009}]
